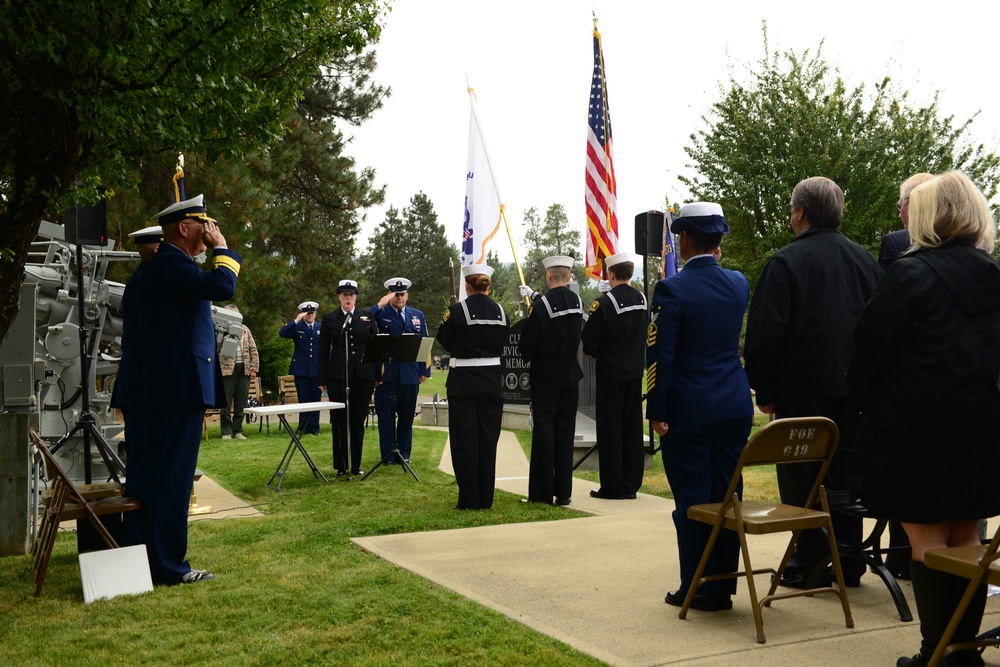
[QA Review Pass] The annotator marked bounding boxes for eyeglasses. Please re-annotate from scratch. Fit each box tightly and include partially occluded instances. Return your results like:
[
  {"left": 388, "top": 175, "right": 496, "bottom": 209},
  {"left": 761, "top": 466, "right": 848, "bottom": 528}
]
[{"left": 896, "top": 199, "right": 907, "bottom": 212}]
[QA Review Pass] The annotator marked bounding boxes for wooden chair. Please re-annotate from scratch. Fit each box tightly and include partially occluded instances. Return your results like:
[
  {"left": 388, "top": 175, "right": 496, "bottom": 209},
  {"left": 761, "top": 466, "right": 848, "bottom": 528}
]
[
  {"left": 680, "top": 416, "right": 854, "bottom": 644},
  {"left": 246, "top": 376, "right": 272, "bottom": 434},
  {"left": 922, "top": 524, "right": 1000, "bottom": 666},
  {"left": 30, "top": 430, "right": 141, "bottom": 597},
  {"left": 278, "top": 375, "right": 298, "bottom": 405}
]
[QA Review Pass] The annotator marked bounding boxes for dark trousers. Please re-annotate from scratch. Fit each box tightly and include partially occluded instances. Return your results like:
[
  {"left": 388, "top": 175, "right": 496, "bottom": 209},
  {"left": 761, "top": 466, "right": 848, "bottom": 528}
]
[
  {"left": 375, "top": 382, "right": 418, "bottom": 462},
  {"left": 138, "top": 408, "right": 203, "bottom": 584},
  {"left": 294, "top": 375, "right": 321, "bottom": 434},
  {"left": 528, "top": 383, "right": 578, "bottom": 503},
  {"left": 220, "top": 363, "right": 249, "bottom": 435},
  {"left": 120, "top": 408, "right": 144, "bottom": 547},
  {"left": 329, "top": 376, "right": 375, "bottom": 474},
  {"left": 449, "top": 391, "right": 503, "bottom": 509},
  {"left": 595, "top": 376, "right": 645, "bottom": 496},
  {"left": 775, "top": 395, "right": 865, "bottom": 578},
  {"left": 662, "top": 416, "right": 752, "bottom": 596}
]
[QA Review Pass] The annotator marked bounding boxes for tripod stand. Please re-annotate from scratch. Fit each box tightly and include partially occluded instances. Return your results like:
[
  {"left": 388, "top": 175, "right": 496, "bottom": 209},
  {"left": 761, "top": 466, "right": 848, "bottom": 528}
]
[
  {"left": 49, "top": 240, "right": 125, "bottom": 484},
  {"left": 361, "top": 334, "right": 430, "bottom": 483}
]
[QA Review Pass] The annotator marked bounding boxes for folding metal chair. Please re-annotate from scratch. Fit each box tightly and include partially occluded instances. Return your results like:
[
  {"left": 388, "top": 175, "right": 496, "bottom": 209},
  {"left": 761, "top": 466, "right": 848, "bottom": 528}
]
[
  {"left": 923, "top": 524, "right": 1000, "bottom": 666},
  {"left": 681, "top": 416, "right": 854, "bottom": 644}
]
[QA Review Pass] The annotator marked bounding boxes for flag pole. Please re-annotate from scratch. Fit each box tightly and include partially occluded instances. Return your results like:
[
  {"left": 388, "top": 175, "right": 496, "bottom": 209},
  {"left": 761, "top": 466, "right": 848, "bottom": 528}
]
[
  {"left": 593, "top": 14, "right": 611, "bottom": 279},
  {"left": 467, "top": 86, "right": 530, "bottom": 308}
]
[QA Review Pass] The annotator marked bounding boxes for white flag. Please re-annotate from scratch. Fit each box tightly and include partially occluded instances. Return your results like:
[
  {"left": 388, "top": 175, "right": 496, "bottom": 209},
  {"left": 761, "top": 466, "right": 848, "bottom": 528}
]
[{"left": 462, "top": 90, "right": 504, "bottom": 282}]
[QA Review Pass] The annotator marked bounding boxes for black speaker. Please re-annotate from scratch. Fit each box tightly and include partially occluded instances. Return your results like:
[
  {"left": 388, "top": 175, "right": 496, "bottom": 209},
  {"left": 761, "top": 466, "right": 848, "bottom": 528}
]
[
  {"left": 634, "top": 210, "right": 664, "bottom": 256},
  {"left": 64, "top": 185, "right": 108, "bottom": 246}
]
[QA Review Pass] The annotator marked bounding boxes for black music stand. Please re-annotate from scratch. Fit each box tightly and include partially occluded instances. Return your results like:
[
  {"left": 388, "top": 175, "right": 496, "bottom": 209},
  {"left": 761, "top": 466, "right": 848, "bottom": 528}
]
[{"left": 361, "top": 334, "right": 424, "bottom": 483}]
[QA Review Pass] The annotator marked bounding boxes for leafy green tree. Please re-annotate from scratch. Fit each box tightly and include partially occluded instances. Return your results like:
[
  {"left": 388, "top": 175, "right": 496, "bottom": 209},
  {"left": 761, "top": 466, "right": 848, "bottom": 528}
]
[
  {"left": 519, "top": 203, "right": 589, "bottom": 291},
  {"left": 361, "top": 192, "right": 459, "bottom": 339},
  {"left": 680, "top": 28, "right": 1000, "bottom": 286},
  {"left": 485, "top": 250, "right": 526, "bottom": 322},
  {"left": 0, "top": 0, "right": 383, "bottom": 345}
]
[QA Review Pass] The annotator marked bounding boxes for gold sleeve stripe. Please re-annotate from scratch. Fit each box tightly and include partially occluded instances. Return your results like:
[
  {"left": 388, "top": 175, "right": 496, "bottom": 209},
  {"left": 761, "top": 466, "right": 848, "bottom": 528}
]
[
  {"left": 646, "top": 362, "right": 656, "bottom": 393},
  {"left": 213, "top": 255, "right": 241, "bottom": 276},
  {"left": 646, "top": 323, "right": 658, "bottom": 347}
]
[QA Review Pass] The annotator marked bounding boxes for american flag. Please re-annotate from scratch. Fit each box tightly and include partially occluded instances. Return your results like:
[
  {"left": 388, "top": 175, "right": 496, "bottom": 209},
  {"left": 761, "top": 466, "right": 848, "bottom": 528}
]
[{"left": 584, "top": 24, "right": 618, "bottom": 280}]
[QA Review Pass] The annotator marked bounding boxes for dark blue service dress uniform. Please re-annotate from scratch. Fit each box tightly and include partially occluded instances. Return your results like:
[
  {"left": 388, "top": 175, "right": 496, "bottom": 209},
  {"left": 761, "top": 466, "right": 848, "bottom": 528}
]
[
  {"left": 369, "top": 303, "right": 431, "bottom": 463},
  {"left": 135, "top": 242, "right": 241, "bottom": 584},
  {"left": 110, "top": 261, "right": 147, "bottom": 547},
  {"left": 436, "top": 294, "right": 509, "bottom": 509},
  {"left": 519, "top": 286, "right": 584, "bottom": 504},
  {"left": 317, "top": 308, "right": 378, "bottom": 475},
  {"left": 278, "top": 319, "right": 322, "bottom": 434},
  {"left": 645, "top": 255, "right": 753, "bottom": 597}
]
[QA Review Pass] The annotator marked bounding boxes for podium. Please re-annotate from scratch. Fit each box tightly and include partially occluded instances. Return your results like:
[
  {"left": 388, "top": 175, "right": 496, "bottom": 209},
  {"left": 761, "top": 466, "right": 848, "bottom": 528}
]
[{"left": 361, "top": 334, "right": 434, "bottom": 483}]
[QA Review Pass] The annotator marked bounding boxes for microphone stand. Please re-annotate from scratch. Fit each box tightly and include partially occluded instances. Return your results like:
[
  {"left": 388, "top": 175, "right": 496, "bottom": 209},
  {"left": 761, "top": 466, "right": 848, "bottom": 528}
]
[{"left": 341, "top": 312, "right": 354, "bottom": 481}]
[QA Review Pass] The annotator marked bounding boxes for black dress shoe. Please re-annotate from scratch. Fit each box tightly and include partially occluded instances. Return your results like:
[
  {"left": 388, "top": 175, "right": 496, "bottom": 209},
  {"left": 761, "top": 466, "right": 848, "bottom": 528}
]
[
  {"left": 590, "top": 489, "right": 625, "bottom": 499},
  {"left": 336, "top": 470, "right": 347, "bottom": 477},
  {"left": 780, "top": 566, "right": 861, "bottom": 589},
  {"left": 664, "top": 589, "right": 733, "bottom": 611},
  {"left": 555, "top": 497, "right": 571, "bottom": 506}
]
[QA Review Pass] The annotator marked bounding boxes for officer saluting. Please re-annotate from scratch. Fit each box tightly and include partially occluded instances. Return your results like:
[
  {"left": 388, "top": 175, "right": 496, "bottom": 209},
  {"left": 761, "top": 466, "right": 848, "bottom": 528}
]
[
  {"left": 279, "top": 300, "right": 322, "bottom": 435},
  {"left": 581, "top": 252, "right": 647, "bottom": 500},
  {"left": 518, "top": 256, "right": 584, "bottom": 506},
  {"left": 437, "top": 264, "right": 509, "bottom": 509},
  {"left": 136, "top": 194, "right": 241, "bottom": 585}
]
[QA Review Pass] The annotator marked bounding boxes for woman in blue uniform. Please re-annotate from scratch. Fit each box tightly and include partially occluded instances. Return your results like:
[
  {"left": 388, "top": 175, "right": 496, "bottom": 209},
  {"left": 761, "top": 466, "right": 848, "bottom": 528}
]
[{"left": 436, "top": 264, "right": 509, "bottom": 509}]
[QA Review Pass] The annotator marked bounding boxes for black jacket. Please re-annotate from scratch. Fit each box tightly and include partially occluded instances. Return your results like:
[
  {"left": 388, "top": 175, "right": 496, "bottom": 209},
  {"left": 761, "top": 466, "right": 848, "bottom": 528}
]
[
  {"left": 436, "top": 294, "right": 509, "bottom": 394},
  {"left": 848, "top": 242, "right": 1000, "bottom": 522},
  {"left": 317, "top": 309, "right": 378, "bottom": 383},
  {"left": 519, "top": 285, "right": 584, "bottom": 389},
  {"left": 581, "top": 284, "right": 647, "bottom": 380},
  {"left": 744, "top": 227, "right": 881, "bottom": 405}
]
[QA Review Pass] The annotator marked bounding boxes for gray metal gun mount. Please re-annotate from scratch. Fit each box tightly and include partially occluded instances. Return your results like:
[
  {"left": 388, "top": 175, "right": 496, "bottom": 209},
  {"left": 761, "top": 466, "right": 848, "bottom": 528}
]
[{"left": 1, "top": 220, "right": 243, "bottom": 486}]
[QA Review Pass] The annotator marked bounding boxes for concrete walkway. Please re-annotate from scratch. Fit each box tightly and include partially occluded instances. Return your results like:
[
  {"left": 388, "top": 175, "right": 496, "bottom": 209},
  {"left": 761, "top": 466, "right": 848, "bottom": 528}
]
[{"left": 353, "top": 431, "right": 1000, "bottom": 666}]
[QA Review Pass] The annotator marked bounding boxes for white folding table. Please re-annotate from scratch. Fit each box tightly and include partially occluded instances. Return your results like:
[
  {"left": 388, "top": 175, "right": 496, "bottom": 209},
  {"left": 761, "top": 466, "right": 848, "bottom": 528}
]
[{"left": 245, "top": 401, "right": 344, "bottom": 491}]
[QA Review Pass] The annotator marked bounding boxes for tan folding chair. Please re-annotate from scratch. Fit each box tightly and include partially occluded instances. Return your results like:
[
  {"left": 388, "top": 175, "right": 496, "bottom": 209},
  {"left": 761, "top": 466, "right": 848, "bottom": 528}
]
[
  {"left": 681, "top": 416, "right": 854, "bottom": 644},
  {"left": 31, "top": 431, "right": 141, "bottom": 596},
  {"left": 922, "top": 525, "right": 1000, "bottom": 666}
]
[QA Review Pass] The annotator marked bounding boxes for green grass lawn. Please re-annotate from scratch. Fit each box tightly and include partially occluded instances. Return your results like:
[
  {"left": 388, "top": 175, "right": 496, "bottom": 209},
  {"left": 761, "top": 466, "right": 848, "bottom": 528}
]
[{"left": 0, "top": 425, "right": 604, "bottom": 667}]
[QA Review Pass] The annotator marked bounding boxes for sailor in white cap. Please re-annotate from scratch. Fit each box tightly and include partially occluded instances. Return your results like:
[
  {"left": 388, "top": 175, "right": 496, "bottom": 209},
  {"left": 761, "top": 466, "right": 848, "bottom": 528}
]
[
  {"left": 318, "top": 280, "right": 379, "bottom": 476},
  {"left": 646, "top": 201, "right": 755, "bottom": 611},
  {"left": 368, "top": 276, "right": 431, "bottom": 467},
  {"left": 279, "top": 300, "right": 323, "bottom": 435},
  {"left": 581, "top": 252, "right": 647, "bottom": 500},
  {"left": 518, "top": 255, "right": 584, "bottom": 506},
  {"left": 436, "top": 264, "right": 509, "bottom": 509},
  {"left": 110, "top": 224, "right": 163, "bottom": 547},
  {"left": 134, "top": 193, "right": 241, "bottom": 585}
]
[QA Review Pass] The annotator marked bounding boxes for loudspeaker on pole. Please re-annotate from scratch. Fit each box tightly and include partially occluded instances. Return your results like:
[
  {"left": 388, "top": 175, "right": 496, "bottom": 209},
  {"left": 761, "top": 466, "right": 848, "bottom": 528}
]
[
  {"left": 634, "top": 210, "right": 664, "bottom": 256},
  {"left": 64, "top": 185, "right": 109, "bottom": 246}
]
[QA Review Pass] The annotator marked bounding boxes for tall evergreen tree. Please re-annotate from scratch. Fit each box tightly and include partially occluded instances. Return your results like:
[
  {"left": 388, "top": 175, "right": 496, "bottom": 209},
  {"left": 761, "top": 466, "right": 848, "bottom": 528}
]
[{"left": 361, "top": 192, "right": 459, "bottom": 337}]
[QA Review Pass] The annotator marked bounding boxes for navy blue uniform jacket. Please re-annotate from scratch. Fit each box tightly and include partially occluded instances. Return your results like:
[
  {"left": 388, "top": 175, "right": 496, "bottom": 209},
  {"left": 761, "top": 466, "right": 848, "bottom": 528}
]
[
  {"left": 136, "top": 243, "right": 241, "bottom": 411},
  {"left": 645, "top": 256, "right": 752, "bottom": 426},
  {"left": 369, "top": 304, "right": 431, "bottom": 384},
  {"left": 279, "top": 319, "right": 321, "bottom": 377}
]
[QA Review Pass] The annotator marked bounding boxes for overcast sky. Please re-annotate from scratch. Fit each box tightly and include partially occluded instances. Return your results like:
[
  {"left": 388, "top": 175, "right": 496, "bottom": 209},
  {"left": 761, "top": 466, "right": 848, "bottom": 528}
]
[{"left": 349, "top": 0, "right": 1000, "bottom": 266}]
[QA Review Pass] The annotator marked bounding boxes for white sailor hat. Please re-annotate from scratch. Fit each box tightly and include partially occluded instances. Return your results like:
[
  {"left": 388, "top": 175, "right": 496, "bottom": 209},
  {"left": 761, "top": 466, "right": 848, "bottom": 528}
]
[
  {"left": 153, "top": 194, "right": 213, "bottom": 226},
  {"left": 670, "top": 202, "right": 730, "bottom": 235},
  {"left": 384, "top": 277, "right": 411, "bottom": 293},
  {"left": 336, "top": 279, "right": 359, "bottom": 294},
  {"left": 461, "top": 264, "right": 494, "bottom": 279},
  {"left": 128, "top": 225, "right": 163, "bottom": 245},
  {"left": 542, "top": 256, "right": 575, "bottom": 270},
  {"left": 604, "top": 252, "right": 635, "bottom": 269},
  {"left": 298, "top": 300, "right": 319, "bottom": 312}
]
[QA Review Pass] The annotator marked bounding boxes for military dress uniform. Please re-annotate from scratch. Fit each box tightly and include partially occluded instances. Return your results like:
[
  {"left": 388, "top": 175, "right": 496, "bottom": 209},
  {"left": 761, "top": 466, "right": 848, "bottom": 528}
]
[
  {"left": 318, "top": 305, "right": 378, "bottom": 475},
  {"left": 645, "top": 203, "right": 753, "bottom": 603},
  {"left": 581, "top": 267, "right": 647, "bottom": 499},
  {"left": 110, "top": 225, "right": 162, "bottom": 547},
  {"left": 135, "top": 196, "right": 240, "bottom": 585},
  {"left": 369, "top": 281, "right": 430, "bottom": 464},
  {"left": 279, "top": 302, "right": 322, "bottom": 434},
  {"left": 437, "top": 285, "right": 509, "bottom": 509},
  {"left": 519, "top": 268, "right": 584, "bottom": 505}
]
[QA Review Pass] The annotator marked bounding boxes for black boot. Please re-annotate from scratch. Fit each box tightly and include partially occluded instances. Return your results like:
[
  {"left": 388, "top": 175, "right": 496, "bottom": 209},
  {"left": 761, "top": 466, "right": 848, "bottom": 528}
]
[{"left": 897, "top": 561, "right": 986, "bottom": 667}]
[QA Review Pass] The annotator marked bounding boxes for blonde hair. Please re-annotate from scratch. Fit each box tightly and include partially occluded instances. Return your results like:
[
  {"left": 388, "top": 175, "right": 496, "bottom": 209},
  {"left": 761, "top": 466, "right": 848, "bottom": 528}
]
[
  {"left": 899, "top": 173, "right": 934, "bottom": 202},
  {"left": 908, "top": 171, "right": 996, "bottom": 252}
]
